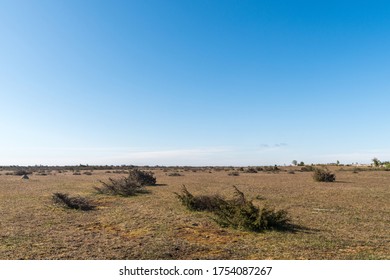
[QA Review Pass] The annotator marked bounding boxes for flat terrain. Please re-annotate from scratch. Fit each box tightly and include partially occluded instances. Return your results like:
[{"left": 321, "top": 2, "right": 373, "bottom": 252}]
[{"left": 0, "top": 167, "right": 389, "bottom": 259}]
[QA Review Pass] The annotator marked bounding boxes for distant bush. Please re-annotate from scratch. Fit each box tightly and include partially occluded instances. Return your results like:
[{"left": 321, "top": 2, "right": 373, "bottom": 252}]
[
  {"left": 168, "top": 172, "right": 183, "bottom": 177},
  {"left": 128, "top": 169, "right": 156, "bottom": 186},
  {"left": 83, "top": 171, "right": 93, "bottom": 176},
  {"left": 263, "top": 166, "right": 279, "bottom": 172},
  {"left": 73, "top": 172, "right": 81, "bottom": 175},
  {"left": 300, "top": 165, "right": 314, "bottom": 172},
  {"left": 313, "top": 168, "right": 336, "bottom": 182},
  {"left": 94, "top": 176, "right": 146, "bottom": 196},
  {"left": 52, "top": 193, "right": 95, "bottom": 211},
  {"left": 228, "top": 171, "right": 240, "bottom": 176},
  {"left": 288, "top": 170, "right": 295, "bottom": 174},
  {"left": 175, "top": 186, "right": 291, "bottom": 232},
  {"left": 244, "top": 168, "right": 258, "bottom": 173},
  {"left": 14, "top": 170, "right": 30, "bottom": 176},
  {"left": 113, "top": 170, "right": 128, "bottom": 174}
]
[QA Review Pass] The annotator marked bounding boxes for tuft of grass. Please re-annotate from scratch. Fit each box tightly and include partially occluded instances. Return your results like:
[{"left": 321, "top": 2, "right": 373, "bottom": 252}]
[
  {"left": 52, "top": 192, "right": 95, "bottom": 211},
  {"left": 94, "top": 176, "right": 146, "bottom": 196},
  {"left": 313, "top": 168, "right": 336, "bottom": 182},
  {"left": 175, "top": 186, "right": 291, "bottom": 232}
]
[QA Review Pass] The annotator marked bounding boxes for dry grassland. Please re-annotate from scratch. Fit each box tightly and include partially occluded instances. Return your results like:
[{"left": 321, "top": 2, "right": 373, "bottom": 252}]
[{"left": 0, "top": 167, "right": 389, "bottom": 259}]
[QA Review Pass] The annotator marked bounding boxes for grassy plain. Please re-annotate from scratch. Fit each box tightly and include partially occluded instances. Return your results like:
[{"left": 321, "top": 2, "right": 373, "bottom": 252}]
[{"left": 0, "top": 167, "right": 389, "bottom": 259}]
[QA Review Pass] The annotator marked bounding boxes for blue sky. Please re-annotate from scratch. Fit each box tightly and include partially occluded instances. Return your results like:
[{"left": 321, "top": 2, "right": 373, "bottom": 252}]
[{"left": 1, "top": 0, "right": 389, "bottom": 166}]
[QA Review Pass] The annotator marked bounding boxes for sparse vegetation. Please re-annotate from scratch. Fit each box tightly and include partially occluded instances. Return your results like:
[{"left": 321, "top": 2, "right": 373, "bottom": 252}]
[
  {"left": 313, "top": 168, "right": 336, "bottom": 182},
  {"left": 1, "top": 165, "right": 389, "bottom": 260},
  {"left": 52, "top": 192, "right": 95, "bottom": 211}
]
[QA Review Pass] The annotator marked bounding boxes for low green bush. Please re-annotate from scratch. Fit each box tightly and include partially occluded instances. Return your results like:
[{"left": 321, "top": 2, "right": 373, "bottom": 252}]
[
  {"left": 175, "top": 186, "right": 291, "bottom": 232},
  {"left": 175, "top": 186, "right": 225, "bottom": 212}
]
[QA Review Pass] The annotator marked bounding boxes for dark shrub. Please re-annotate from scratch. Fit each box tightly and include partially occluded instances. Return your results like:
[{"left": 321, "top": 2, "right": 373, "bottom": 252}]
[
  {"left": 113, "top": 170, "right": 128, "bottom": 174},
  {"left": 264, "top": 166, "right": 279, "bottom": 172},
  {"left": 213, "top": 187, "right": 290, "bottom": 232},
  {"left": 313, "top": 168, "right": 336, "bottom": 182},
  {"left": 94, "top": 176, "right": 145, "bottom": 196},
  {"left": 301, "top": 165, "right": 314, "bottom": 172},
  {"left": 228, "top": 171, "right": 240, "bottom": 176},
  {"left": 128, "top": 169, "right": 156, "bottom": 186},
  {"left": 83, "top": 171, "right": 93, "bottom": 175},
  {"left": 52, "top": 193, "right": 95, "bottom": 211},
  {"left": 73, "top": 172, "right": 81, "bottom": 175},
  {"left": 14, "top": 170, "right": 30, "bottom": 176},
  {"left": 168, "top": 172, "right": 183, "bottom": 176},
  {"left": 175, "top": 186, "right": 225, "bottom": 212},
  {"left": 175, "top": 186, "right": 291, "bottom": 232}
]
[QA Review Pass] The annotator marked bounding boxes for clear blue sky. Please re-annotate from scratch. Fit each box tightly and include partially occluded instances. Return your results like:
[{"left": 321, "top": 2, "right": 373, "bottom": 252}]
[{"left": 1, "top": 0, "right": 389, "bottom": 166}]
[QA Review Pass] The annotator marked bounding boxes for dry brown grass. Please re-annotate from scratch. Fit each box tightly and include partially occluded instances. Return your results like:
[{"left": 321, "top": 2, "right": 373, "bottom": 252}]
[{"left": 0, "top": 167, "right": 389, "bottom": 260}]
